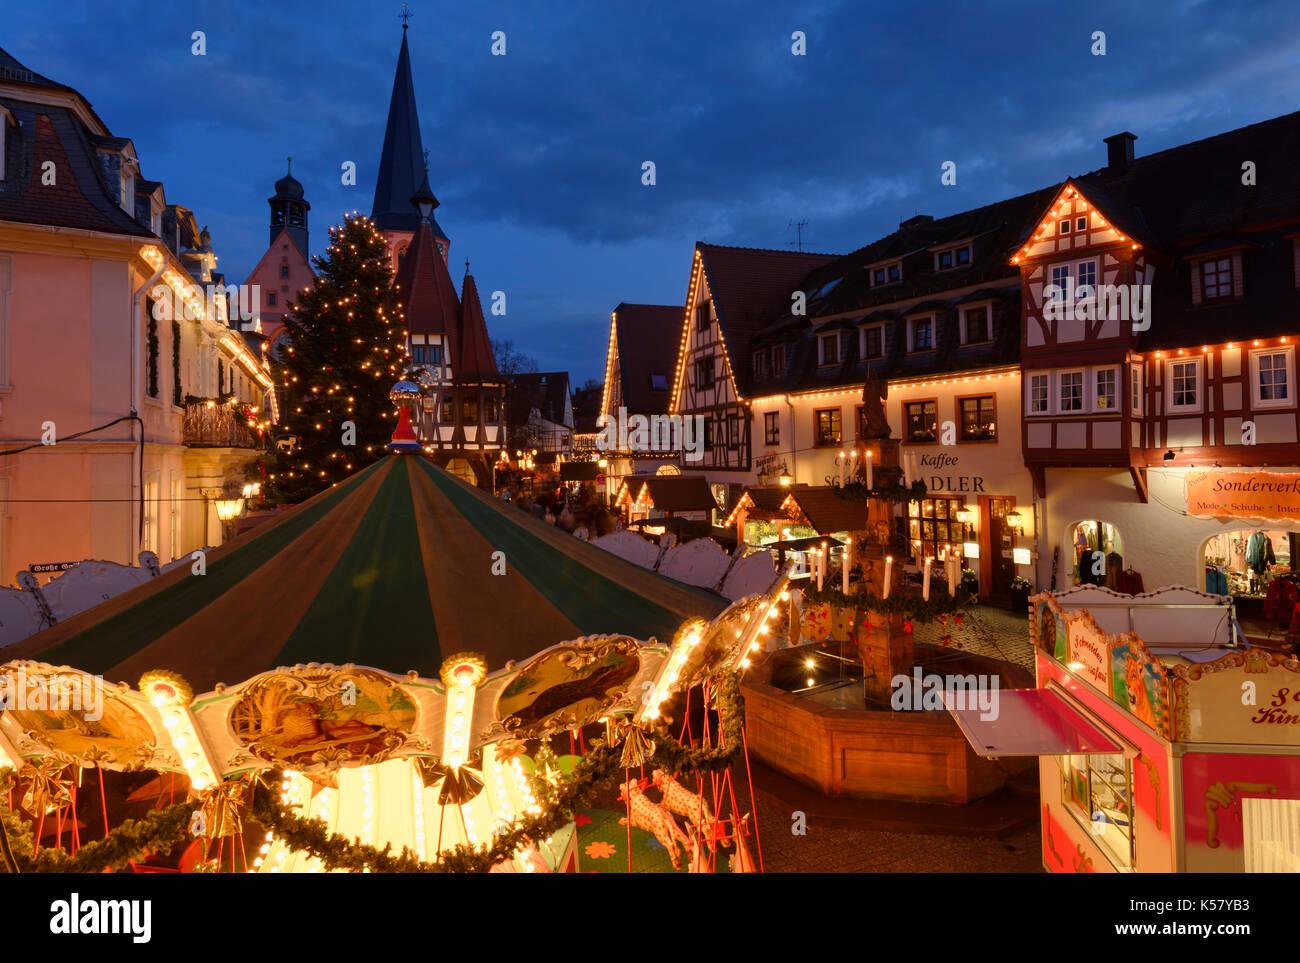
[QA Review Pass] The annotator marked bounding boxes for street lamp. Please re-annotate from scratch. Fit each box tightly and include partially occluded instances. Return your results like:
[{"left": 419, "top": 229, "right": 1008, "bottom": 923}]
[{"left": 214, "top": 483, "right": 246, "bottom": 543}]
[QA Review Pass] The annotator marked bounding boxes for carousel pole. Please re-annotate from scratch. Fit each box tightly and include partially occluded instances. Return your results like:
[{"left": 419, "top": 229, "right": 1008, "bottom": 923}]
[
  {"left": 624, "top": 768, "right": 633, "bottom": 874},
  {"left": 0, "top": 811, "right": 18, "bottom": 874},
  {"left": 740, "top": 728, "right": 766, "bottom": 873}
]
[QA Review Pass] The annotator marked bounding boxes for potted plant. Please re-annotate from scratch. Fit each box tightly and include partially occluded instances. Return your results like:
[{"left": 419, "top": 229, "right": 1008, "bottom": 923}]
[
  {"left": 1009, "top": 576, "right": 1033, "bottom": 615},
  {"left": 961, "top": 567, "right": 979, "bottom": 597}
]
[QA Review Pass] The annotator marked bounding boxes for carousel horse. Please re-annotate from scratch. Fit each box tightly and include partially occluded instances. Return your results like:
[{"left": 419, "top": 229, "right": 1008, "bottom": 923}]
[{"left": 618, "top": 778, "right": 690, "bottom": 870}]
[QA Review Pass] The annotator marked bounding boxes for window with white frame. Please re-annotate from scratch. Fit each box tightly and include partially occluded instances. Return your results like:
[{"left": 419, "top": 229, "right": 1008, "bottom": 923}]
[
  {"left": 860, "top": 324, "right": 885, "bottom": 360},
  {"left": 908, "top": 316, "right": 934, "bottom": 352},
  {"left": 1130, "top": 364, "right": 1143, "bottom": 414},
  {"left": 1059, "top": 370, "right": 1085, "bottom": 412},
  {"left": 1168, "top": 358, "right": 1202, "bottom": 411},
  {"left": 142, "top": 475, "right": 160, "bottom": 555},
  {"left": 819, "top": 332, "right": 840, "bottom": 366},
  {"left": 1251, "top": 347, "right": 1294, "bottom": 409},
  {"left": 934, "top": 245, "right": 971, "bottom": 271},
  {"left": 1029, "top": 373, "right": 1050, "bottom": 414},
  {"left": 1049, "top": 264, "right": 1070, "bottom": 304},
  {"left": 961, "top": 305, "right": 991, "bottom": 344},
  {"left": 1075, "top": 259, "right": 1097, "bottom": 299},
  {"left": 1200, "top": 258, "right": 1232, "bottom": 300},
  {"left": 871, "top": 262, "right": 902, "bottom": 287},
  {"left": 1095, "top": 367, "right": 1118, "bottom": 410}
]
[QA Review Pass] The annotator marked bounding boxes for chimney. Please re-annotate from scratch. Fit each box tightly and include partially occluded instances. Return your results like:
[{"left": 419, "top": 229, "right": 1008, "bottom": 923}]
[
  {"left": 1103, "top": 132, "right": 1137, "bottom": 173},
  {"left": 899, "top": 214, "right": 933, "bottom": 231}
]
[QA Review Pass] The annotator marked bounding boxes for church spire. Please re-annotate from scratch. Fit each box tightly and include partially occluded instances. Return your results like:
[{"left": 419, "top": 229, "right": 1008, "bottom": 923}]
[{"left": 371, "top": 25, "right": 448, "bottom": 245}]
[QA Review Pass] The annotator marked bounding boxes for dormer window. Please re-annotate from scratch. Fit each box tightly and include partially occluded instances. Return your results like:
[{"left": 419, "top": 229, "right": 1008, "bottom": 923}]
[
  {"left": 753, "top": 351, "right": 769, "bottom": 381},
  {"left": 860, "top": 323, "right": 885, "bottom": 360},
  {"left": 819, "top": 332, "right": 840, "bottom": 366},
  {"left": 1200, "top": 257, "right": 1232, "bottom": 300},
  {"left": 960, "top": 305, "right": 991, "bottom": 344},
  {"left": 871, "top": 262, "right": 902, "bottom": 286},
  {"left": 907, "top": 315, "right": 934, "bottom": 353},
  {"left": 934, "top": 245, "right": 972, "bottom": 271},
  {"left": 0, "top": 108, "right": 10, "bottom": 181},
  {"left": 772, "top": 344, "right": 786, "bottom": 374}
]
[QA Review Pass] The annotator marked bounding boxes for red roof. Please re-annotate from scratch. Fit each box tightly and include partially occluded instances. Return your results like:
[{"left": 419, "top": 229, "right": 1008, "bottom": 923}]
[
  {"left": 457, "top": 273, "right": 499, "bottom": 382},
  {"left": 393, "top": 219, "right": 461, "bottom": 356}
]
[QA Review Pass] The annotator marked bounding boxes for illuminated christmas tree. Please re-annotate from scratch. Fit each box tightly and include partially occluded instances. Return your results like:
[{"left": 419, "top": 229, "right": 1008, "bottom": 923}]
[{"left": 266, "top": 214, "right": 407, "bottom": 502}]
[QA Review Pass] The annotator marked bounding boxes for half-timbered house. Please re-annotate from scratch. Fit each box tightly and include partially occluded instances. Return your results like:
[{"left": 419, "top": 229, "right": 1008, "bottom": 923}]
[{"left": 1016, "top": 114, "right": 1300, "bottom": 594}]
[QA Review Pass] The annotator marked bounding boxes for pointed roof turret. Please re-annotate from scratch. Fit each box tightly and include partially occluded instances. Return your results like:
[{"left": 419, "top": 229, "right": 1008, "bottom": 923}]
[
  {"left": 457, "top": 272, "right": 499, "bottom": 383},
  {"left": 392, "top": 187, "right": 460, "bottom": 351},
  {"left": 371, "top": 30, "right": 448, "bottom": 240}
]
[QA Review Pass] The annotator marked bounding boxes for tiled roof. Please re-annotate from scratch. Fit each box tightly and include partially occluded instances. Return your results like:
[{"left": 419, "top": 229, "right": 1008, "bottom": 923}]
[
  {"left": 0, "top": 108, "right": 152, "bottom": 238},
  {"left": 392, "top": 217, "right": 461, "bottom": 347},
  {"left": 696, "top": 243, "right": 838, "bottom": 396},
  {"left": 612, "top": 302, "right": 679, "bottom": 415},
  {"left": 456, "top": 273, "right": 499, "bottom": 382},
  {"left": 371, "top": 31, "right": 448, "bottom": 240}
]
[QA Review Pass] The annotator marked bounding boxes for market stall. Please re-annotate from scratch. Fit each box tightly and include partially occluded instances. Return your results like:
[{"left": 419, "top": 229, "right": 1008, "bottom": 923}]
[{"left": 945, "top": 584, "right": 1300, "bottom": 872}]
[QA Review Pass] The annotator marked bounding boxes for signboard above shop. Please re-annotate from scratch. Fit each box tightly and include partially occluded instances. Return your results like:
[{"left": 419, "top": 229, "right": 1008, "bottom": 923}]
[{"left": 1186, "top": 470, "right": 1300, "bottom": 523}]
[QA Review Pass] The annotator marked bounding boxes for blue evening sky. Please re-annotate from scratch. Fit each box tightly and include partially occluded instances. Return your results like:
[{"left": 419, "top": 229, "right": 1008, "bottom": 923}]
[{"left": 8, "top": 0, "right": 1300, "bottom": 382}]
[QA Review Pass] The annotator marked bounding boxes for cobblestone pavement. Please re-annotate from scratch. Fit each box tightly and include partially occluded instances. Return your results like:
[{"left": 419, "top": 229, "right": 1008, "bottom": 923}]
[
  {"left": 910, "top": 603, "right": 1035, "bottom": 670},
  {"left": 752, "top": 805, "right": 1043, "bottom": 873}
]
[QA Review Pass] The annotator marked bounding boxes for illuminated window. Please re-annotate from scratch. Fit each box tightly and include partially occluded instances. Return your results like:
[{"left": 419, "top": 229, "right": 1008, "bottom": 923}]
[
  {"left": 958, "top": 396, "right": 996, "bottom": 441},
  {"left": 1058, "top": 753, "right": 1134, "bottom": 869},
  {"left": 907, "top": 497, "right": 966, "bottom": 562},
  {"left": 764, "top": 411, "right": 779, "bottom": 445},
  {"left": 904, "top": 400, "right": 937, "bottom": 442},
  {"left": 814, "top": 407, "right": 841, "bottom": 446}
]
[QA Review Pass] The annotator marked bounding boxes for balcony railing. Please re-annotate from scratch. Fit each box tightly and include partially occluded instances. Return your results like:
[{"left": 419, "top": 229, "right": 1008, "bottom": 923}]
[{"left": 183, "top": 403, "right": 257, "bottom": 448}]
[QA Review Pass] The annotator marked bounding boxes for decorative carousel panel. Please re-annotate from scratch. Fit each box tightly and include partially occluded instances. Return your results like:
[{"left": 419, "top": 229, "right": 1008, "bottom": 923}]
[
  {"left": 671, "top": 588, "right": 780, "bottom": 693},
  {"left": 216, "top": 664, "right": 432, "bottom": 773},
  {"left": 0, "top": 660, "right": 172, "bottom": 772},
  {"left": 480, "top": 635, "right": 664, "bottom": 743}
]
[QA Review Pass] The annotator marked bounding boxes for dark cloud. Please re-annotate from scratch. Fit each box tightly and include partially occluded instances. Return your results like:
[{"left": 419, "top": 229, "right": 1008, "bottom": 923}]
[{"left": 11, "top": 0, "right": 1300, "bottom": 382}]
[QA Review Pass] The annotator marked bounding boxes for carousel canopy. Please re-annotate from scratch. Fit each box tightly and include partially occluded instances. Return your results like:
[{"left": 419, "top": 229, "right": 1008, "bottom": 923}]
[{"left": 6, "top": 457, "right": 727, "bottom": 691}]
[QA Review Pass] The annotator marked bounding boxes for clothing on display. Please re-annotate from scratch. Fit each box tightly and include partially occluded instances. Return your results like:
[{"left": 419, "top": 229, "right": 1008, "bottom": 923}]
[{"left": 1247, "top": 530, "right": 1276, "bottom": 575}]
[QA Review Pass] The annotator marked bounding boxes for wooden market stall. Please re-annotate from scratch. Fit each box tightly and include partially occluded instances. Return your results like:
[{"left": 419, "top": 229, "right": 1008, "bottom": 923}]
[{"left": 946, "top": 584, "right": 1300, "bottom": 872}]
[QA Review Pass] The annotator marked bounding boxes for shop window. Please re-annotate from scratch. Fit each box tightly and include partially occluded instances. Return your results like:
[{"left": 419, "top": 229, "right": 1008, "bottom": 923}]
[
  {"left": 904, "top": 400, "right": 937, "bottom": 442},
  {"left": 1070, "top": 521, "right": 1125, "bottom": 588},
  {"left": 958, "top": 395, "right": 996, "bottom": 441},
  {"left": 907, "top": 497, "right": 967, "bottom": 562},
  {"left": 814, "top": 407, "right": 841, "bottom": 446},
  {"left": 1202, "top": 529, "right": 1291, "bottom": 599},
  {"left": 1058, "top": 754, "right": 1134, "bottom": 870}
]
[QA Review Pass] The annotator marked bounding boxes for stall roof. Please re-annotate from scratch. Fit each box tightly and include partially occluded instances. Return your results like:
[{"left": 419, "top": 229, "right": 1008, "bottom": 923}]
[
  {"left": 780, "top": 487, "right": 869, "bottom": 534},
  {"left": 946, "top": 686, "right": 1124, "bottom": 758},
  {"left": 616, "top": 475, "right": 718, "bottom": 513}
]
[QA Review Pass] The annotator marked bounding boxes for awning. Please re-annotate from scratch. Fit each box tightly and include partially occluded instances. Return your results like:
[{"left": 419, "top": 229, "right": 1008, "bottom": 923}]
[{"left": 945, "top": 687, "right": 1123, "bottom": 758}]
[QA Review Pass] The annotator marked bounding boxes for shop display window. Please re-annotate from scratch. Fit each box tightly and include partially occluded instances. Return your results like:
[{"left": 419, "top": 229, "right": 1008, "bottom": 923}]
[
  {"left": 908, "top": 497, "right": 967, "bottom": 561},
  {"left": 1058, "top": 753, "right": 1134, "bottom": 869}
]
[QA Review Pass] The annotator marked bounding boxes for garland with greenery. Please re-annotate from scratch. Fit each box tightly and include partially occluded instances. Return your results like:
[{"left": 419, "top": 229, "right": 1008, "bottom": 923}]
[
  {"left": 0, "top": 770, "right": 199, "bottom": 874},
  {"left": 799, "top": 582, "right": 974, "bottom": 620},
  {"left": 146, "top": 305, "right": 160, "bottom": 400},
  {"left": 248, "top": 673, "right": 746, "bottom": 874},
  {"left": 833, "top": 479, "right": 928, "bottom": 504}
]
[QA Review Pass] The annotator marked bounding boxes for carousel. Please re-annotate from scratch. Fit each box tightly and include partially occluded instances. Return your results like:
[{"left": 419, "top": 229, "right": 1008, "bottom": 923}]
[{"left": 0, "top": 386, "right": 787, "bottom": 874}]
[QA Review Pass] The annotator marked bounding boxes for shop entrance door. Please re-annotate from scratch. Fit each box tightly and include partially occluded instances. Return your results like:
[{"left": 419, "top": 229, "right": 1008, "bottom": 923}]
[{"left": 986, "top": 497, "right": 1017, "bottom": 600}]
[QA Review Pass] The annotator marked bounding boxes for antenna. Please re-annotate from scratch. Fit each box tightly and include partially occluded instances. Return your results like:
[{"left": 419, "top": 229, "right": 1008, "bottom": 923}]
[
  {"left": 786, "top": 219, "right": 809, "bottom": 252},
  {"left": 399, "top": 3, "right": 413, "bottom": 29}
]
